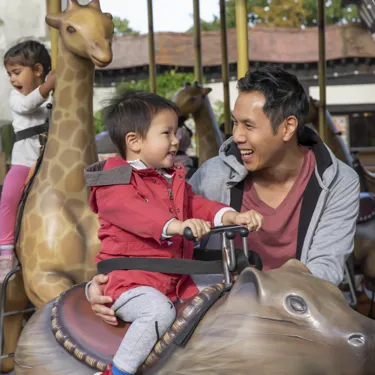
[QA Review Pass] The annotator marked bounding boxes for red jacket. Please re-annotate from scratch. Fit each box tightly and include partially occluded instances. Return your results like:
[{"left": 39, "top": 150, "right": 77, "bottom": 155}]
[{"left": 85, "top": 157, "right": 227, "bottom": 302}]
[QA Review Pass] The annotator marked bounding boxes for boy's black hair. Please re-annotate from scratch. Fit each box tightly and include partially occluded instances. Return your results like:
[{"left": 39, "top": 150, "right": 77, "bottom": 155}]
[
  {"left": 237, "top": 65, "right": 309, "bottom": 140},
  {"left": 4, "top": 40, "right": 51, "bottom": 79},
  {"left": 103, "top": 90, "right": 180, "bottom": 159}
]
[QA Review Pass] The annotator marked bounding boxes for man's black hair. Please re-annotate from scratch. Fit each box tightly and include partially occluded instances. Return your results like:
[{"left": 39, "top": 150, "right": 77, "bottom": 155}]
[
  {"left": 237, "top": 65, "right": 309, "bottom": 140},
  {"left": 103, "top": 90, "right": 179, "bottom": 158},
  {"left": 4, "top": 40, "right": 51, "bottom": 79}
]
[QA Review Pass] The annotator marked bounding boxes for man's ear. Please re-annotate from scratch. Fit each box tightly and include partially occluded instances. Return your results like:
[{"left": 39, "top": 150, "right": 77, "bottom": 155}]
[
  {"left": 34, "top": 63, "right": 44, "bottom": 78},
  {"left": 125, "top": 132, "right": 141, "bottom": 152},
  {"left": 282, "top": 116, "right": 298, "bottom": 142}
]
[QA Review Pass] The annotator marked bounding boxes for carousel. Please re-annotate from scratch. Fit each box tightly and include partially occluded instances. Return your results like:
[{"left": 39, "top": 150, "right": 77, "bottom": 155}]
[{"left": 1, "top": 0, "right": 375, "bottom": 374}]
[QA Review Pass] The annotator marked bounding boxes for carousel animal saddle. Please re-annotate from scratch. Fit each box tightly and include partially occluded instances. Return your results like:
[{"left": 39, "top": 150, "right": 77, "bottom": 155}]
[
  {"left": 356, "top": 192, "right": 375, "bottom": 240},
  {"left": 51, "top": 283, "right": 226, "bottom": 372}
]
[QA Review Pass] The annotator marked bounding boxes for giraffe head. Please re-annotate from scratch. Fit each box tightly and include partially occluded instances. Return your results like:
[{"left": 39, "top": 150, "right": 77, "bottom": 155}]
[
  {"left": 173, "top": 81, "right": 212, "bottom": 116},
  {"left": 45, "top": 0, "right": 114, "bottom": 67}
]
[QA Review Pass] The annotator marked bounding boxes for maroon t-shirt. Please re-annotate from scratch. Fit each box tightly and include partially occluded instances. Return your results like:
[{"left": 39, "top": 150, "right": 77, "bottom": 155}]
[{"left": 238, "top": 147, "right": 316, "bottom": 270}]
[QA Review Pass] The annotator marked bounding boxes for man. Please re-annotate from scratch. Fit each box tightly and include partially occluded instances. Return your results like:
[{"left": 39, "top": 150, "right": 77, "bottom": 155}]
[{"left": 88, "top": 66, "right": 359, "bottom": 325}]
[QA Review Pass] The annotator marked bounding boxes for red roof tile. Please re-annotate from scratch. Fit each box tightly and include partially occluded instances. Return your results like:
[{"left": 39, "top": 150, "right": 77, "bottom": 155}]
[{"left": 101, "top": 24, "right": 375, "bottom": 70}]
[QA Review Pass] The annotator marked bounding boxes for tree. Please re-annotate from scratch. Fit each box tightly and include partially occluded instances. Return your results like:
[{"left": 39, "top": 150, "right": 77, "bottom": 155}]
[
  {"left": 113, "top": 17, "right": 139, "bottom": 36},
  {"left": 187, "top": 16, "right": 221, "bottom": 32},
  {"left": 187, "top": 0, "right": 359, "bottom": 30},
  {"left": 116, "top": 69, "right": 199, "bottom": 100},
  {"left": 253, "top": 0, "right": 307, "bottom": 28}
]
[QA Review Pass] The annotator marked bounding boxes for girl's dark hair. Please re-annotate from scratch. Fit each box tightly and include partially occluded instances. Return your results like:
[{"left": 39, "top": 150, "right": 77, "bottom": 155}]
[
  {"left": 237, "top": 65, "right": 309, "bottom": 140},
  {"left": 103, "top": 90, "right": 180, "bottom": 159},
  {"left": 4, "top": 40, "right": 51, "bottom": 79}
]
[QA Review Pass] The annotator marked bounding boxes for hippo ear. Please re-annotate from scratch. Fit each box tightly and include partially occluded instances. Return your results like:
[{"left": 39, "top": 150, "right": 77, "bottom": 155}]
[
  {"left": 201, "top": 87, "right": 212, "bottom": 96},
  {"left": 280, "top": 259, "right": 312, "bottom": 275}
]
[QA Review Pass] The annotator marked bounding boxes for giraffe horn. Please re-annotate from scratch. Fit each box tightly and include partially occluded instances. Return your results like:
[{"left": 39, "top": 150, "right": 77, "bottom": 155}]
[
  {"left": 66, "top": 0, "right": 79, "bottom": 11},
  {"left": 89, "top": 0, "right": 102, "bottom": 10}
]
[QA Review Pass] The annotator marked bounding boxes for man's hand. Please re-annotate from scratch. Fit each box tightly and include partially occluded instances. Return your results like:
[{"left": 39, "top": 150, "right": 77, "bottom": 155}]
[
  {"left": 234, "top": 210, "right": 264, "bottom": 231},
  {"left": 222, "top": 210, "right": 263, "bottom": 232},
  {"left": 88, "top": 274, "right": 118, "bottom": 326}
]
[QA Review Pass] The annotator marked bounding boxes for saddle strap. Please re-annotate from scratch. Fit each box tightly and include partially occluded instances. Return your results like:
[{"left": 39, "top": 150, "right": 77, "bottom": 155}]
[
  {"left": 174, "top": 284, "right": 230, "bottom": 347},
  {"left": 15, "top": 122, "right": 49, "bottom": 142}
]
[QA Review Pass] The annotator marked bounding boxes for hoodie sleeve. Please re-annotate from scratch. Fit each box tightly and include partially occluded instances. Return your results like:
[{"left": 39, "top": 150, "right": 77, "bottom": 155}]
[
  {"left": 305, "top": 171, "right": 360, "bottom": 286},
  {"left": 90, "top": 184, "right": 175, "bottom": 245}
]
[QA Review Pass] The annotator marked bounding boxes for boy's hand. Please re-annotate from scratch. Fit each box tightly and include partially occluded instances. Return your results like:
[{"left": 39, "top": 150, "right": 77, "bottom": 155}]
[
  {"left": 234, "top": 210, "right": 263, "bottom": 232},
  {"left": 181, "top": 218, "right": 211, "bottom": 241},
  {"left": 166, "top": 218, "right": 211, "bottom": 241}
]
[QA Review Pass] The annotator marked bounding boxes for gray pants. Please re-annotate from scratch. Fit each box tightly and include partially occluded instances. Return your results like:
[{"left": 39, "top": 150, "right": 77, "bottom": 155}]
[{"left": 111, "top": 286, "right": 176, "bottom": 374}]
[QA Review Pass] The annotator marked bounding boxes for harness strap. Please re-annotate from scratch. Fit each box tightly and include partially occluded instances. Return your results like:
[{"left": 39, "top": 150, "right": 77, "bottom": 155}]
[
  {"left": 15, "top": 122, "right": 49, "bottom": 142},
  {"left": 97, "top": 257, "right": 224, "bottom": 275},
  {"left": 97, "top": 248, "right": 263, "bottom": 275}
]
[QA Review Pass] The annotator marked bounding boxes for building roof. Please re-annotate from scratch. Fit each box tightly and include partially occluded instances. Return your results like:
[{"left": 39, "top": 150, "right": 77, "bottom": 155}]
[{"left": 102, "top": 23, "right": 375, "bottom": 71}]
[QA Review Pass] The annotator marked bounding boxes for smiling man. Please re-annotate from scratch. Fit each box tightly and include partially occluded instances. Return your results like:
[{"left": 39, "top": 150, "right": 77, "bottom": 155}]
[
  {"left": 190, "top": 65, "right": 359, "bottom": 285},
  {"left": 87, "top": 66, "right": 360, "bottom": 324}
]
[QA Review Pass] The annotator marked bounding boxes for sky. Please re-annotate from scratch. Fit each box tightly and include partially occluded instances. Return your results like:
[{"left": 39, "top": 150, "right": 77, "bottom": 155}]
[{"left": 99, "top": 0, "right": 221, "bottom": 34}]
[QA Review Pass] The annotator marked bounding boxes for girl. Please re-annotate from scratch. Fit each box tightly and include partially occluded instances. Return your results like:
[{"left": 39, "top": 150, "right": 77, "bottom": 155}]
[{"left": 0, "top": 40, "right": 56, "bottom": 281}]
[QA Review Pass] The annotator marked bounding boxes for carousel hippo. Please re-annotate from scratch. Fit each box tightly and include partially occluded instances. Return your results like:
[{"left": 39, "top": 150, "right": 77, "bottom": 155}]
[{"left": 14, "top": 259, "right": 375, "bottom": 375}]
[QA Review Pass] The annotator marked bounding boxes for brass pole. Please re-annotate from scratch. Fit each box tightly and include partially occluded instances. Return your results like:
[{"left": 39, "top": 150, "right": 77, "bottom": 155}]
[
  {"left": 147, "top": 0, "right": 156, "bottom": 93},
  {"left": 220, "top": 0, "right": 231, "bottom": 135},
  {"left": 317, "top": 0, "right": 326, "bottom": 142},
  {"left": 193, "top": 0, "right": 203, "bottom": 83},
  {"left": 235, "top": 0, "right": 249, "bottom": 79},
  {"left": 47, "top": 0, "right": 61, "bottom": 70}
]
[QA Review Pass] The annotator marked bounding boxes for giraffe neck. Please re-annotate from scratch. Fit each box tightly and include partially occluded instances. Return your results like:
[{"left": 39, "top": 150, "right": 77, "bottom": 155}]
[
  {"left": 41, "top": 37, "right": 97, "bottom": 189},
  {"left": 192, "top": 97, "right": 222, "bottom": 152}
]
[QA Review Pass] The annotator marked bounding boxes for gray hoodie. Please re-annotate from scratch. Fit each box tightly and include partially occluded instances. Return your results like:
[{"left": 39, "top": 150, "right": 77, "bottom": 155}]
[{"left": 189, "top": 127, "right": 360, "bottom": 286}]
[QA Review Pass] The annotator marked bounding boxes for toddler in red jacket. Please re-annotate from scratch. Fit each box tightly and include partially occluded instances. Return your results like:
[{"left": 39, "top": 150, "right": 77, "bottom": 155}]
[{"left": 85, "top": 90, "right": 263, "bottom": 375}]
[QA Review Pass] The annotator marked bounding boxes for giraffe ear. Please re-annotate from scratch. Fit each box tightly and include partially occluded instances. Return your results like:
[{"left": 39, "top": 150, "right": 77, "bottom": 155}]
[
  {"left": 104, "top": 12, "right": 113, "bottom": 20},
  {"left": 201, "top": 87, "right": 212, "bottom": 96},
  {"left": 66, "top": 0, "right": 79, "bottom": 10},
  {"left": 89, "top": 0, "right": 101, "bottom": 10},
  {"left": 46, "top": 13, "right": 61, "bottom": 29}
]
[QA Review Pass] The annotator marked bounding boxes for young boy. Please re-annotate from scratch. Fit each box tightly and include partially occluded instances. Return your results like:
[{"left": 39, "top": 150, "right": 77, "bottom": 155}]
[{"left": 85, "top": 90, "right": 263, "bottom": 375}]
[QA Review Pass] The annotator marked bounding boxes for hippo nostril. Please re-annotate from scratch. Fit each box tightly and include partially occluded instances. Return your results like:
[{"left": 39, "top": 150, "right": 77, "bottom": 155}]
[{"left": 348, "top": 334, "right": 365, "bottom": 347}]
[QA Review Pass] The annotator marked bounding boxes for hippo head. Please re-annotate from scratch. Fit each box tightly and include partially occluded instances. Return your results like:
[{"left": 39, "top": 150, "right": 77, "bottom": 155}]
[{"left": 157, "top": 260, "right": 375, "bottom": 375}]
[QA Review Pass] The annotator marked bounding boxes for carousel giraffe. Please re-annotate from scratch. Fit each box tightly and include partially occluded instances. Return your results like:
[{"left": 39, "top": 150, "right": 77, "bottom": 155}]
[
  {"left": 173, "top": 82, "right": 223, "bottom": 165},
  {"left": 1, "top": 4, "right": 113, "bottom": 369},
  {"left": 16, "top": 0, "right": 113, "bottom": 306}
]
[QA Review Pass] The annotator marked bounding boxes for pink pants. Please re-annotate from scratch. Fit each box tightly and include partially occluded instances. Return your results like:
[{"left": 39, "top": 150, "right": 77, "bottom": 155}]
[{"left": 0, "top": 165, "right": 30, "bottom": 245}]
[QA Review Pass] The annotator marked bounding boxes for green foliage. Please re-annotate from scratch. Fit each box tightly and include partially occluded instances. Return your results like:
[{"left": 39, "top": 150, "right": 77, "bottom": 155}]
[
  {"left": 187, "top": 0, "right": 359, "bottom": 30},
  {"left": 116, "top": 69, "right": 199, "bottom": 100},
  {"left": 213, "top": 100, "right": 225, "bottom": 125},
  {"left": 113, "top": 17, "right": 139, "bottom": 36},
  {"left": 187, "top": 16, "right": 221, "bottom": 32},
  {"left": 94, "top": 110, "right": 105, "bottom": 135}
]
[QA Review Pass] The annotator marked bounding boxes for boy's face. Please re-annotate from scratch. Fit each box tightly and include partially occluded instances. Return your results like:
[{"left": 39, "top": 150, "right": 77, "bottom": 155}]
[
  {"left": 138, "top": 109, "right": 180, "bottom": 169},
  {"left": 5, "top": 63, "right": 42, "bottom": 96}
]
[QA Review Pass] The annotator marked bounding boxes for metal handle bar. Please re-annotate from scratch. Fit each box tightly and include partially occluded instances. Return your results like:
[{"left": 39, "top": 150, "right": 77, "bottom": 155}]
[{"left": 183, "top": 224, "right": 249, "bottom": 242}]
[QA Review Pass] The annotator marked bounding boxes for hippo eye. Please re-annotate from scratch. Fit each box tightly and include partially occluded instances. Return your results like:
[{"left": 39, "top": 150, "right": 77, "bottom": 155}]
[
  {"left": 286, "top": 295, "right": 308, "bottom": 314},
  {"left": 67, "top": 26, "right": 76, "bottom": 33},
  {"left": 348, "top": 334, "right": 365, "bottom": 347}
]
